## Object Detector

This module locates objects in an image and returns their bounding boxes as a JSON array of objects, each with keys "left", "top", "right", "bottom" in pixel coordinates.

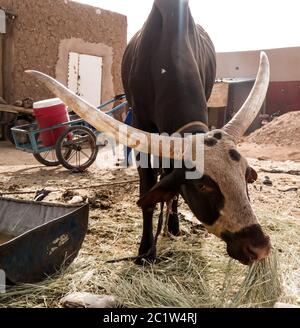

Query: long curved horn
[
  {"left": 26, "top": 70, "right": 186, "bottom": 160},
  {"left": 223, "top": 52, "right": 270, "bottom": 142}
]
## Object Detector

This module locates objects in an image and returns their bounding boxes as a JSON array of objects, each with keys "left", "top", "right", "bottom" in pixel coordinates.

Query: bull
[{"left": 27, "top": 0, "right": 271, "bottom": 265}]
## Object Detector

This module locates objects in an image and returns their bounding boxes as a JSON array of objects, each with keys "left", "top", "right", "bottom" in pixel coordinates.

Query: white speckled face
[
  {"left": 190, "top": 130, "right": 258, "bottom": 236},
  {"left": 184, "top": 130, "right": 271, "bottom": 264}
]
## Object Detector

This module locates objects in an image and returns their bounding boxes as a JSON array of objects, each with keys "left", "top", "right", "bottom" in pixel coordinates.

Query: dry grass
[{"left": 0, "top": 215, "right": 284, "bottom": 308}]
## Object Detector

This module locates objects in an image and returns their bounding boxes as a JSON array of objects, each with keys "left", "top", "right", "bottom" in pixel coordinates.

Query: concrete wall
[
  {"left": 216, "top": 47, "right": 300, "bottom": 115},
  {"left": 216, "top": 47, "right": 300, "bottom": 82},
  {"left": 0, "top": 0, "right": 127, "bottom": 103}
]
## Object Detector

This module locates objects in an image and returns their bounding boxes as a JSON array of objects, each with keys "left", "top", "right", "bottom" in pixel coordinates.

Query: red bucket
[{"left": 33, "top": 98, "right": 70, "bottom": 147}]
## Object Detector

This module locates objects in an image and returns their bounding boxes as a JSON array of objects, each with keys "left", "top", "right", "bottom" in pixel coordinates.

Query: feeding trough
[{"left": 0, "top": 197, "right": 89, "bottom": 284}]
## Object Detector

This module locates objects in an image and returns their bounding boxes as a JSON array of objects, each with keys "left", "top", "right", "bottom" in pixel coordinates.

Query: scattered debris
[
  {"left": 34, "top": 188, "right": 52, "bottom": 202},
  {"left": 68, "top": 195, "right": 84, "bottom": 204},
  {"left": 88, "top": 191, "right": 112, "bottom": 210},
  {"left": 7, "top": 184, "right": 19, "bottom": 191},
  {"left": 262, "top": 176, "right": 273, "bottom": 186},
  {"left": 13, "top": 97, "right": 34, "bottom": 109},
  {"left": 60, "top": 293, "right": 119, "bottom": 308},
  {"left": 62, "top": 190, "right": 77, "bottom": 201},
  {"left": 22, "top": 97, "right": 34, "bottom": 109},
  {"left": 278, "top": 187, "right": 298, "bottom": 193},
  {"left": 261, "top": 169, "right": 300, "bottom": 176},
  {"left": 13, "top": 100, "right": 23, "bottom": 107}
]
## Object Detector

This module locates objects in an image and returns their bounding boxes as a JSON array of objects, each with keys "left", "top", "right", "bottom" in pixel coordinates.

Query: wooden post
[{"left": 207, "top": 82, "right": 229, "bottom": 108}]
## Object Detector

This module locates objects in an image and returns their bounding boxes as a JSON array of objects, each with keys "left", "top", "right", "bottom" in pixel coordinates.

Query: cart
[
  {"left": 11, "top": 95, "right": 128, "bottom": 172},
  {"left": 0, "top": 197, "right": 89, "bottom": 284}
]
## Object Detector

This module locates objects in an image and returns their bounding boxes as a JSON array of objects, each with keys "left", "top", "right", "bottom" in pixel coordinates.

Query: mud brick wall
[{"left": 1, "top": 0, "right": 127, "bottom": 103}]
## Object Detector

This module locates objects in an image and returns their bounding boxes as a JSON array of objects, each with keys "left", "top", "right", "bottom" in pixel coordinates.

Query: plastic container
[{"left": 33, "top": 98, "right": 69, "bottom": 147}]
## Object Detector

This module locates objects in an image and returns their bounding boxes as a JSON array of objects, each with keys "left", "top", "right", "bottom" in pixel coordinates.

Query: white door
[
  {"left": 68, "top": 52, "right": 80, "bottom": 94},
  {"left": 68, "top": 53, "right": 103, "bottom": 106}
]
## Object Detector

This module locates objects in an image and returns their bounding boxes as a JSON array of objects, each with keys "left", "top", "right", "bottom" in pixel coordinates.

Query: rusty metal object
[{"left": 0, "top": 197, "right": 89, "bottom": 284}]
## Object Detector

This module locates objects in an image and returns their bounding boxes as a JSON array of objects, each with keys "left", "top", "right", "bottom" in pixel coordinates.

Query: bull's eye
[
  {"left": 197, "top": 184, "right": 213, "bottom": 193},
  {"left": 198, "top": 184, "right": 206, "bottom": 191}
]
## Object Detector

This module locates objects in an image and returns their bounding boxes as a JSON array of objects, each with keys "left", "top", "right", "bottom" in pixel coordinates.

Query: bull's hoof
[
  {"left": 168, "top": 214, "right": 181, "bottom": 236},
  {"left": 135, "top": 246, "right": 157, "bottom": 265},
  {"left": 163, "top": 229, "right": 185, "bottom": 238}
]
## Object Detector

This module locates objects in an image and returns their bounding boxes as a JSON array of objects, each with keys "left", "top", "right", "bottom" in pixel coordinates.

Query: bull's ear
[
  {"left": 246, "top": 166, "right": 258, "bottom": 184},
  {"left": 137, "top": 169, "right": 185, "bottom": 208}
]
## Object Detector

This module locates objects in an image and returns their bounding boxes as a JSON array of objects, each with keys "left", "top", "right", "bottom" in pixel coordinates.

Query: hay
[
  {"left": 229, "top": 255, "right": 281, "bottom": 307},
  {"left": 0, "top": 231, "right": 281, "bottom": 308},
  {"left": 101, "top": 246, "right": 280, "bottom": 308}
]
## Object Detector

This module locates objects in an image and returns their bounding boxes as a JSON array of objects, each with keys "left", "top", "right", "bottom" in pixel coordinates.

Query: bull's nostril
[
  {"left": 245, "top": 245, "right": 258, "bottom": 260},
  {"left": 245, "top": 243, "right": 270, "bottom": 261}
]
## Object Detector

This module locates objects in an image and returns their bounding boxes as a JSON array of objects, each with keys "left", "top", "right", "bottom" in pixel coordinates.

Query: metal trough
[{"left": 0, "top": 197, "right": 89, "bottom": 284}]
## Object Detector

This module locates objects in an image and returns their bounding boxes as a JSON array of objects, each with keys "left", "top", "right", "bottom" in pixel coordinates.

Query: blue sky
[{"left": 73, "top": 0, "right": 300, "bottom": 52}]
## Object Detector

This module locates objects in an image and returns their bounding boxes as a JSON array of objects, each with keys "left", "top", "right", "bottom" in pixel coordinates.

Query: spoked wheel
[
  {"left": 55, "top": 126, "right": 98, "bottom": 172},
  {"left": 33, "top": 150, "right": 60, "bottom": 166},
  {"left": 33, "top": 137, "right": 72, "bottom": 167}
]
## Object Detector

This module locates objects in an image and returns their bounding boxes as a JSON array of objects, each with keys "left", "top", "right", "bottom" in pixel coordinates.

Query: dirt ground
[
  {"left": 239, "top": 111, "right": 300, "bottom": 162},
  {"left": 238, "top": 143, "right": 300, "bottom": 162},
  {"left": 0, "top": 140, "right": 299, "bottom": 307}
]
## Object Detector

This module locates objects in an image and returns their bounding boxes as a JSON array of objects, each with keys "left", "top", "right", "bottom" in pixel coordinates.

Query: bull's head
[{"left": 26, "top": 52, "right": 271, "bottom": 265}]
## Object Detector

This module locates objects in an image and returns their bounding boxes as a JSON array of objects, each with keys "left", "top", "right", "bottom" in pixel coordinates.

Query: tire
[
  {"left": 33, "top": 151, "right": 60, "bottom": 166},
  {"left": 55, "top": 126, "right": 98, "bottom": 172}
]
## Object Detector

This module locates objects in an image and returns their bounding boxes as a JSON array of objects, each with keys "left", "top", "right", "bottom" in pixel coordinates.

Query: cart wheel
[
  {"left": 55, "top": 126, "right": 98, "bottom": 172},
  {"left": 33, "top": 150, "right": 60, "bottom": 166}
]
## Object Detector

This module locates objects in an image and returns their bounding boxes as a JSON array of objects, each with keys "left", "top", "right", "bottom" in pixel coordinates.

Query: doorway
[{"left": 68, "top": 52, "right": 103, "bottom": 106}]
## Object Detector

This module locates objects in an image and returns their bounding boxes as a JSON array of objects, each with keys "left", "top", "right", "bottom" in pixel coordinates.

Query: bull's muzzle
[{"left": 221, "top": 224, "right": 271, "bottom": 265}]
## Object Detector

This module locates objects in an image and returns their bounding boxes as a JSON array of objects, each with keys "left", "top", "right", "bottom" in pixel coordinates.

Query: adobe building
[{"left": 0, "top": 0, "right": 127, "bottom": 105}]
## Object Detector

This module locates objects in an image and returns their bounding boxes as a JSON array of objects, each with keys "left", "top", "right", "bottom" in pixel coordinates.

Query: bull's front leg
[
  {"left": 135, "top": 159, "right": 157, "bottom": 265},
  {"left": 136, "top": 207, "right": 156, "bottom": 264}
]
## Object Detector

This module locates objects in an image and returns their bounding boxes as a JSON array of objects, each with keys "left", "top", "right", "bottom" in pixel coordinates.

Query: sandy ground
[
  {"left": 238, "top": 142, "right": 300, "bottom": 162},
  {"left": 0, "top": 140, "right": 299, "bottom": 306},
  {"left": 0, "top": 139, "right": 299, "bottom": 226},
  {"left": 0, "top": 141, "right": 38, "bottom": 166},
  {"left": 1, "top": 140, "right": 299, "bottom": 167}
]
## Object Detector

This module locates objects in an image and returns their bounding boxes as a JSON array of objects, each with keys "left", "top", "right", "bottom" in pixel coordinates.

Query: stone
[
  {"left": 60, "top": 292, "right": 119, "bottom": 308},
  {"left": 262, "top": 176, "right": 273, "bottom": 186},
  {"left": 68, "top": 195, "right": 84, "bottom": 204}
]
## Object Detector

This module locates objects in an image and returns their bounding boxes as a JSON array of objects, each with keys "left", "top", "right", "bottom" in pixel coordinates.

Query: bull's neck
[
  {"left": 155, "top": 0, "right": 191, "bottom": 35},
  {"left": 151, "top": 2, "right": 208, "bottom": 133},
  {"left": 133, "top": 1, "right": 212, "bottom": 134}
]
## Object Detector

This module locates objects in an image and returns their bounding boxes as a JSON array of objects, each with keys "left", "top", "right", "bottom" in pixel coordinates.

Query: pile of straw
[{"left": 0, "top": 222, "right": 282, "bottom": 308}]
